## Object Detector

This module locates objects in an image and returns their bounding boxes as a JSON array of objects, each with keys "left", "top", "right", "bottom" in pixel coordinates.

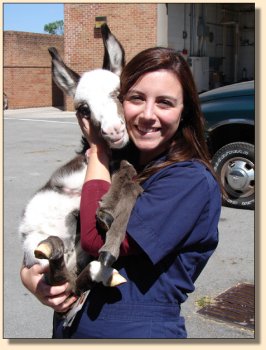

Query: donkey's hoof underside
[
  {"left": 34, "top": 243, "right": 52, "bottom": 260},
  {"left": 34, "top": 236, "right": 64, "bottom": 260},
  {"left": 107, "top": 269, "right": 127, "bottom": 287}
]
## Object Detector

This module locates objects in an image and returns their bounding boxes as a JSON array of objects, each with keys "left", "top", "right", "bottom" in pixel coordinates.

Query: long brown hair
[{"left": 119, "top": 47, "right": 219, "bottom": 184}]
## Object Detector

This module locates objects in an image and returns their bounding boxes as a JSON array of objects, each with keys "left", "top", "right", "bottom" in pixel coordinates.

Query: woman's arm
[
  {"left": 80, "top": 179, "right": 140, "bottom": 256},
  {"left": 77, "top": 113, "right": 111, "bottom": 183},
  {"left": 77, "top": 115, "right": 140, "bottom": 257},
  {"left": 20, "top": 264, "right": 77, "bottom": 312}
]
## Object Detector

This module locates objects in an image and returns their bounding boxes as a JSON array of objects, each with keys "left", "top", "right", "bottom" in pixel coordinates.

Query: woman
[{"left": 21, "top": 47, "right": 222, "bottom": 338}]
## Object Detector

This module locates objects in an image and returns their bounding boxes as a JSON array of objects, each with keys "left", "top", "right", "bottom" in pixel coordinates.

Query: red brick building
[
  {"left": 63, "top": 3, "right": 159, "bottom": 110},
  {"left": 3, "top": 31, "right": 64, "bottom": 109},
  {"left": 4, "top": 3, "right": 161, "bottom": 110},
  {"left": 3, "top": 4, "right": 254, "bottom": 110}
]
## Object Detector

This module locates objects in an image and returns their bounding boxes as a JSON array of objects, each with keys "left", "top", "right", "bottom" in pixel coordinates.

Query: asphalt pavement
[{"left": 3, "top": 107, "right": 255, "bottom": 340}]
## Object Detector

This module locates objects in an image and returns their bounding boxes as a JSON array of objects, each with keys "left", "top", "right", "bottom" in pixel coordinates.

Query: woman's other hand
[{"left": 20, "top": 264, "right": 78, "bottom": 313}]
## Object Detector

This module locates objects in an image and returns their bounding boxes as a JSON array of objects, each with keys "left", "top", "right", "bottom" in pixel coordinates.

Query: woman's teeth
[{"left": 137, "top": 125, "right": 160, "bottom": 133}]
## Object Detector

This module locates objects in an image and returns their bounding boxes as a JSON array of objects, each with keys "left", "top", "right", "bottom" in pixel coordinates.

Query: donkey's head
[{"left": 48, "top": 24, "right": 128, "bottom": 149}]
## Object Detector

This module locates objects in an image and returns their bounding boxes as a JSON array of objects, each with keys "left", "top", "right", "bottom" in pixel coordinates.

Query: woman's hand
[
  {"left": 20, "top": 264, "right": 78, "bottom": 313},
  {"left": 76, "top": 113, "right": 107, "bottom": 151},
  {"left": 76, "top": 113, "right": 111, "bottom": 183}
]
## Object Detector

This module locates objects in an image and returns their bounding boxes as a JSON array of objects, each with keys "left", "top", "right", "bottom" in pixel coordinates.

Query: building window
[{"left": 94, "top": 16, "right": 107, "bottom": 38}]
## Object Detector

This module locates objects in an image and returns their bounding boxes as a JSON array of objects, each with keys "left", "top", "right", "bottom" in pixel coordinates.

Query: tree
[{"left": 44, "top": 20, "right": 64, "bottom": 35}]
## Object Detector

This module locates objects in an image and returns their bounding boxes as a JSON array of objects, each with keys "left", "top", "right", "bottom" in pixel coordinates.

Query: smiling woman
[
  {"left": 50, "top": 47, "right": 222, "bottom": 338},
  {"left": 19, "top": 44, "right": 222, "bottom": 339},
  {"left": 123, "top": 69, "right": 184, "bottom": 165}
]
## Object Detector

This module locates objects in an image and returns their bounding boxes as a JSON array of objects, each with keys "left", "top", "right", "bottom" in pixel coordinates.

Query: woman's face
[{"left": 123, "top": 69, "right": 184, "bottom": 164}]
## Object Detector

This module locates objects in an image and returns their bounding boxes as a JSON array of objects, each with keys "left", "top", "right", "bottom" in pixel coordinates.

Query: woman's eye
[
  {"left": 128, "top": 95, "right": 144, "bottom": 103},
  {"left": 157, "top": 99, "right": 174, "bottom": 107}
]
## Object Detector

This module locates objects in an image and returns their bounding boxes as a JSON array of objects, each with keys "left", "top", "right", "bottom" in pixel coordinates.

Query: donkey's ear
[
  {"left": 48, "top": 47, "right": 80, "bottom": 98},
  {"left": 101, "top": 24, "right": 125, "bottom": 76}
]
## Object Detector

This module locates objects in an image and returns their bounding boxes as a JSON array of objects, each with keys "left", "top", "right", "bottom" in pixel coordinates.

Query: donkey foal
[{"left": 19, "top": 24, "right": 142, "bottom": 296}]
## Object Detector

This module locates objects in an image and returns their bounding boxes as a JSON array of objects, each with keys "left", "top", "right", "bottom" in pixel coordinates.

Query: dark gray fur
[{"left": 97, "top": 160, "right": 143, "bottom": 263}]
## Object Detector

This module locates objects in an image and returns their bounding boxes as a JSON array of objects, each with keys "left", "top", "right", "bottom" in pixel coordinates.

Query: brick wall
[
  {"left": 4, "top": 31, "right": 64, "bottom": 109},
  {"left": 3, "top": 5, "right": 158, "bottom": 111},
  {"left": 64, "top": 3, "right": 157, "bottom": 110}
]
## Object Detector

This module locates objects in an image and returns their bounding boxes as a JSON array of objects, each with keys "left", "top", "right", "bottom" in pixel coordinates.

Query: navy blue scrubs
[{"left": 53, "top": 159, "right": 221, "bottom": 339}]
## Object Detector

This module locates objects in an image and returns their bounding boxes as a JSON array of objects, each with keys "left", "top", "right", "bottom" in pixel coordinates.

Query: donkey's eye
[{"left": 78, "top": 106, "right": 91, "bottom": 118}]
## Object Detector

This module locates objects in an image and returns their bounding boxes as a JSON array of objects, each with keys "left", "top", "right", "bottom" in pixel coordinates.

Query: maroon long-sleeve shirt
[{"left": 80, "top": 179, "right": 139, "bottom": 257}]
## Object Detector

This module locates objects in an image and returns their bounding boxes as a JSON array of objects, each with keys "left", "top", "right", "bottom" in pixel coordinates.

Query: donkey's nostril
[
  {"left": 102, "top": 121, "right": 125, "bottom": 137},
  {"left": 115, "top": 126, "right": 125, "bottom": 134}
]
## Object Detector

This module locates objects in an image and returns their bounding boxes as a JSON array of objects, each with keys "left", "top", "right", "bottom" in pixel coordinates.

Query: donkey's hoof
[
  {"left": 34, "top": 243, "right": 52, "bottom": 260},
  {"left": 107, "top": 270, "right": 127, "bottom": 287},
  {"left": 98, "top": 251, "right": 116, "bottom": 267},
  {"left": 34, "top": 236, "right": 64, "bottom": 260},
  {"left": 88, "top": 261, "right": 127, "bottom": 287},
  {"left": 96, "top": 210, "right": 114, "bottom": 232}
]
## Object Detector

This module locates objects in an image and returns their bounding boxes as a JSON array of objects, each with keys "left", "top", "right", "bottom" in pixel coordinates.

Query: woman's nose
[{"left": 142, "top": 100, "right": 155, "bottom": 120}]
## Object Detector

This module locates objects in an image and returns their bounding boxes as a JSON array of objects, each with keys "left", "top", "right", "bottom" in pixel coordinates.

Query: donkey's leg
[
  {"left": 96, "top": 180, "right": 123, "bottom": 232},
  {"left": 98, "top": 171, "right": 143, "bottom": 268},
  {"left": 34, "top": 236, "right": 72, "bottom": 287},
  {"left": 75, "top": 260, "right": 127, "bottom": 292},
  {"left": 96, "top": 202, "right": 115, "bottom": 232},
  {"left": 98, "top": 184, "right": 142, "bottom": 267},
  {"left": 98, "top": 209, "right": 132, "bottom": 268},
  {"left": 96, "top": 162, "right": 134, "bottom": 232}
]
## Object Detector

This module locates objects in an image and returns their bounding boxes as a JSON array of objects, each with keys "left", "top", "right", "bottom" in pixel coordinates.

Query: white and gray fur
[{"left": 19, "top": 24, "right": 139, "bottom": 293}]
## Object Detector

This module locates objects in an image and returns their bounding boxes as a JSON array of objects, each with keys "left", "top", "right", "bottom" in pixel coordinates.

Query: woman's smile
[{"left": 134, "top": 124, "right": 161, "bottom": 135}]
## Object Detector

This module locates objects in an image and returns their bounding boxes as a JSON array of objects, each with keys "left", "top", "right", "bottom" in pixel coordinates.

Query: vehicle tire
[{"left": 211, "top": 142, "right": 255, "bottom": 210}]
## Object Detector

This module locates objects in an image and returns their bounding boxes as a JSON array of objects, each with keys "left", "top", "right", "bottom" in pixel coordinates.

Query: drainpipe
[
  {"left": 234, "top": 23, "right": 239, "bottom": 82},
  {"left": 190, "top": 4, "right": 195, "bottom": 56}
]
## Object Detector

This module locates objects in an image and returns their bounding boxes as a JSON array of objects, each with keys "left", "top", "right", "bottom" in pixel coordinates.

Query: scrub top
[{"left": 53, "top": 159, "right": 221, "bottom": 339}]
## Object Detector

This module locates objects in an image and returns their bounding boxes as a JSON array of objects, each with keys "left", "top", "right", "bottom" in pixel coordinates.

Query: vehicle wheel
[{"left": 212, "top": 142, "right": 255, "bottom": 210}]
